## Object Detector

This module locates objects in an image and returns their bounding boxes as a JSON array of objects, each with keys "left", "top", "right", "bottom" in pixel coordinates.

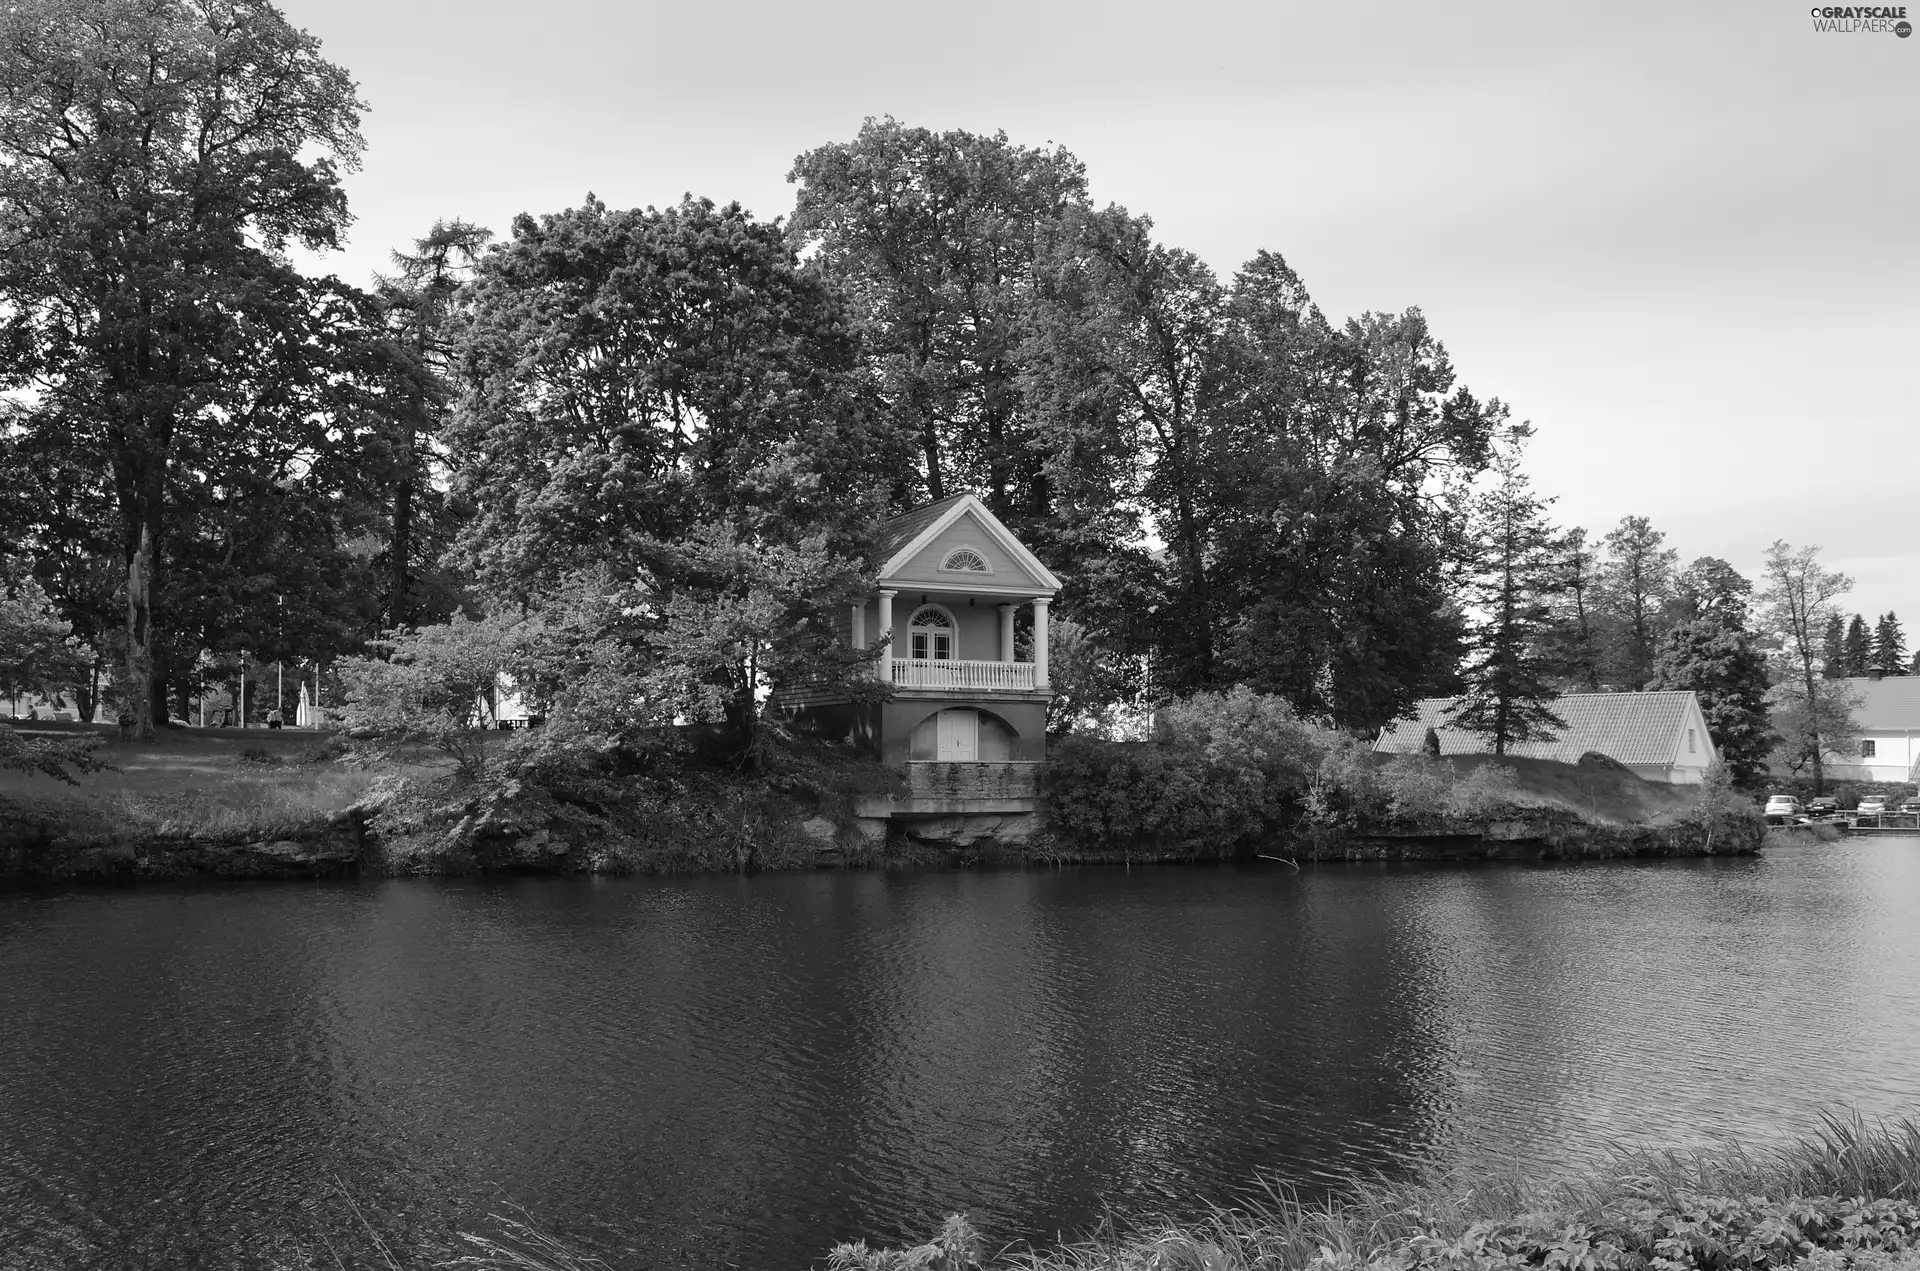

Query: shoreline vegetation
[
  {"left": 2, "top": 690, "right": 1770, "bottom": 886},
  {"left": 819, "top": 1111, "right": 1920, "bottom": 1271}
]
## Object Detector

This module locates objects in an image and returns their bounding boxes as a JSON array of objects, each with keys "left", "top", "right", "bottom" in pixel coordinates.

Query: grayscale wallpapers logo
[{"left": 1810, "top": 5, "right": 1912, "bottom": 33}]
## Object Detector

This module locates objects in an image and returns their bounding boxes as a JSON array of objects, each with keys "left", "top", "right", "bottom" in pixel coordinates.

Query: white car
[
  {"left": 1857, "top": 796, "right": 1889, "bottom": 816},
  {"left": 1764, "top": 795, "right": 1802, "bottom": 817}
]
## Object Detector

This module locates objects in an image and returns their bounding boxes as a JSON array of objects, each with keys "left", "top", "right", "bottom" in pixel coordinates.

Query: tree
[
  {"left": 376, "top": 220, "right": 492, "bottom": 629},
  {"left": 1596, "top": 515, "right": 1677, "bottom": 688},
  {"left": 1768, "top": 678, "right": 1860, "bottom": 780},
  {"left": 1025, "top": 205, "right": 1229, "bottom": 690},
  {"left": 1202, "top": 260, "right": 1493, "bottom": 729},
  {"left": 1647, "top": 622, "right": 1774, "bottom": 787},
  {"left": 1757, "top": 541, "right": 1853, "bottom": 793},
  {"left": 1822, "top": 613, "right": 1847, "bottom": 679},
  {"left": 0, "top": 0, "right": 364, "bottom": 737},
  {"left": 1872, "top": 612, "right": 1908, "bottom": 675},
  {"left": 1445, "top": 434, "right": 1564, "bottom": 755},
  {"left": 1543, "top": 527, "right": 1606, "bottom": 690},
  {"left": 443, "top": 195, "right": 899, "bottom": 760},
  {"left": 1671, "top": 556, "right": 1753, "bottom": 629},
  {"left": 0, "top": 577, "right": 91, "bottom": 708},
  {"left": 1843, "top": 614, "right": 1872, "bottom": 677},
  {"left": 788, "top": 118, "right": 1089, "bottom": 515}
]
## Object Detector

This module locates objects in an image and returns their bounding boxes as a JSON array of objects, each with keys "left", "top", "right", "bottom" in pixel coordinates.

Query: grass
[
  {"left": 1436, "top": 754, "right": 1706, "bottom": 827},
  {"left": 827, "top": 1110, "right": 1920, "bottom": 1271},
  {"left": 1, "top": 720, "right": 386, "bottom": 845}
]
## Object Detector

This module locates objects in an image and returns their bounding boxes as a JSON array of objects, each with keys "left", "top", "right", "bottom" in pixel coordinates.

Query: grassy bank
[
  {"left": 2, "top": 722, "right": 1765, "bottom": 885},
  {"left": 827, "top": 1112, "right": 1920, "bottom": 1271}
]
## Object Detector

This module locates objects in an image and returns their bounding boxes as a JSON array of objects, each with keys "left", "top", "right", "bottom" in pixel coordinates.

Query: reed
[{"left": 827, "top": 1110, "right": 1920, "bottom": 1271}]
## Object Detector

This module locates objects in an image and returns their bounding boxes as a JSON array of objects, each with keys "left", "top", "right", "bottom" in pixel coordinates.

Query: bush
[{"left": 1042, "top": 687, "right": 1328, "bottom": 856}]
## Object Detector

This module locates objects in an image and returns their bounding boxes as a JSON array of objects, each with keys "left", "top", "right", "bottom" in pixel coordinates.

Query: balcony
[{"left": 892, "top": 658, "right": 1038, "bottom": 691}]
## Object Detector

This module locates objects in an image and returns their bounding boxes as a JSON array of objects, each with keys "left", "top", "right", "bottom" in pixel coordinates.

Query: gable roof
[
  {"left": 1374, "top": 691, "right": 1711, "bottom": 767},
  {"left": 876, "top": 493, "right": 1062, "bottom": 592},
  {"left": 875, "top": 494, "right": 970, "bottom": 564},
  {"left": 1842, "top": 676, "right": 1920, "bottom": 730}
]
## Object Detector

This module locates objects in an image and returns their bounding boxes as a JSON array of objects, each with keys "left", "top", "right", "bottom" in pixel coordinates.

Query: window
[
  {"left": 1861, "top": 739, "right": 1877, "bottom": 758},
  {"left": 908, "top": 605, "right": 954, "bottom": 661},
  {"left": 939, "top": 546, "right": 991, "bottom": 573},
  {"left": 1687, "top": 729, "right": 1696, "bottom": 754}
]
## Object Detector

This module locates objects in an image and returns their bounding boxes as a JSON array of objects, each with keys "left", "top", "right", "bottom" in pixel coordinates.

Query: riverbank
[
  {"left": 830, "top": 1111, "right": 1920, "bottom": 1271},
  {"left": 1, "top": 724, "right": 1764, "bottom": 885}
]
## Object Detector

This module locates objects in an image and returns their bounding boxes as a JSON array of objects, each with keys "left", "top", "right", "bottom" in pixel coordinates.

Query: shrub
[{"left": 1043, "top": 688, "right": 1328, "bottom": 855}]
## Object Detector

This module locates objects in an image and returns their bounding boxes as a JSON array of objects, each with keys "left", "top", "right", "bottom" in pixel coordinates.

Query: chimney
[{"left": 1869, "top": 667, "right": 1885, "bottom": 681}]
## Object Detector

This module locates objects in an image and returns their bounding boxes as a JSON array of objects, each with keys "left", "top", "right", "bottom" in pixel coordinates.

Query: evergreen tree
[
  {"left": 1822, "top": 612, "right": 1847, "bottom": 679},
  {"left": 1843, "top": 614, "right": 1872, "bottom": 677},
  {"left": 1873, "top": 612, "right": 1908, "bottom": 674},
  {"left": 1543, "top": 527, "right": 1606, "bottom": 690},
  {"left": 1445, "top": 435, "right": 1564, "bottom": 755},
  {"left": 1596, "top": 515, "right": 1677, "bottom": 688}
]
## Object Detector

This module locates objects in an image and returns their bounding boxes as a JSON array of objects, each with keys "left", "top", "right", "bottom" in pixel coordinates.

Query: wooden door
[{"left": 935, "top": 709, "right": 978, "bottom": 762}]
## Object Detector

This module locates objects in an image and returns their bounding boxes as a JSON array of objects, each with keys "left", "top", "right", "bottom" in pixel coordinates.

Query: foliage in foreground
[{"left": 826, "top": 1112, "right": 1920, "bottom": 1271}]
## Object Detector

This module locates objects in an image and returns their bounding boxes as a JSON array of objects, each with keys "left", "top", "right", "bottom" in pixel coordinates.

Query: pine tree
[
  {"left": 1844, "top": 614, "right": 1872, "bottom": 677},
  {"left": 1446, "top": 436, "right": 1564, "bottom": 755},
  {"left": 1873, "top": 612, "right": 1909, "bottom": 674},
  {"left": 1822, "top": 613, "right": 1847, "bottom": 679}
]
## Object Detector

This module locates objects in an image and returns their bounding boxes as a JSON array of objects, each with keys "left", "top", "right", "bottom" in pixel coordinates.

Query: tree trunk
[
  {"left": 125, "top": 521, "right": 156, "bottom": 740},
  {"left": 391, "top": 463, "right": 413, "bottom": 629}
]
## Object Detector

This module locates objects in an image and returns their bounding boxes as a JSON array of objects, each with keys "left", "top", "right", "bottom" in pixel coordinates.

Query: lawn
[{"left": 2, "top": 720, "right": 381, "bottom": 840}]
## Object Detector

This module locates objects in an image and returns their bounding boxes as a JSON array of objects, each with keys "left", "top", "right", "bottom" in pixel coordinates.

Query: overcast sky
[{"left": 282, "top": 0, "right": 1917, "bottom": 623}]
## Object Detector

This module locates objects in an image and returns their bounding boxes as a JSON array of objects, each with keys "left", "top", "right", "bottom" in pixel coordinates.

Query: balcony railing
[{"left": 892, "top": 658, "right": 1037, "bottom": 691}]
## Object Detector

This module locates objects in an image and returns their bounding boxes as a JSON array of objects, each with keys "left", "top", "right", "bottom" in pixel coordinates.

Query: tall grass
[{"left": 828, "top": 1111, "right": 1920, "bottom": 1271}]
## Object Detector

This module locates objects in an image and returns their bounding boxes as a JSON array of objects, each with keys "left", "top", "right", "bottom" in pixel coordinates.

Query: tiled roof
[
  {"left": 1843, "top": 676, "right": 1920, "bottom": 730},
  {"left": 875, "top": 494, "right": 970, "bottom": 562},
  {"left": 1374, "top": 691, "right": 1705, "bottom": 766}
]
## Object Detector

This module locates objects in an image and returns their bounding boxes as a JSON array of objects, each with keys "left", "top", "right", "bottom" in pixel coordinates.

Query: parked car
[
  {"left": 1857, "top": 796, "right": 1890, "bottom": 816},
  {"left": 1806, "top": 797, "right": 1840, "bottom": 816},
  {"left": 1764, "top": 794, "right": 1802, "bottom": 818},
  {"left": 1901, "top": 799, "right": 1920, "bottom": 814}
]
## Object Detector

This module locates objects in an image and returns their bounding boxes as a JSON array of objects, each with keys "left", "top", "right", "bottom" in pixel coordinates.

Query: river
[{"left": 3, "top": 839, "right": 1919, "bottom": 1269}]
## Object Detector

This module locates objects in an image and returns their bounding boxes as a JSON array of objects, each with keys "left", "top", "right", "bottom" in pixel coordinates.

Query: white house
[
  {"left": 1373, "top": 690, "right": 1719, "bottom": 784},
  {"left": 1824, "top": 673, "right": 1920, "bottom": 782}
]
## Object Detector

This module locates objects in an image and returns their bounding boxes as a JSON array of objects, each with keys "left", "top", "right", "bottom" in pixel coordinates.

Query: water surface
[{"left": 3, "top": 839, "right": 1919, "bottom": 1269}]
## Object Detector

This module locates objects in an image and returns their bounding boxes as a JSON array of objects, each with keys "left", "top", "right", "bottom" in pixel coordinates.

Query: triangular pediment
[{"left": 877, "top": 495, "right": 1061, "bottom": 593}]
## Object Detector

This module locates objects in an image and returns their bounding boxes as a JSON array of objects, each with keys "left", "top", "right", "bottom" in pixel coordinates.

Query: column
[
  {"left": 1032, "top": 596, "right": 1050, "bottom": 690},
  {"left": 850, "top": 602, "right": 865, "bottom": 650},
  {"left": 876, "top": 589, "right": 895, "bottom": 682},
  {"left": 998, "top": 604, "right": 1016, "bottom": 663}
]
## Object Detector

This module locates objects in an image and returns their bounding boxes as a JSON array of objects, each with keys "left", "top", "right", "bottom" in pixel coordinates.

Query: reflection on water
[{"left": 3, "top": 840, "right": 1920, "bottom": 1269}]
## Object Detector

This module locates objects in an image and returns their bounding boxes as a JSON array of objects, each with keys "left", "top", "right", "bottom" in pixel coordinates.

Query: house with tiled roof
[
  {"left": 1823, "top": 673, "right": 1920, "bottom": 782},
  {"left": 777, "top": 492, "right": 1060, "bottom": 773},
  {"left": 1373, "top": 690, "right": 1717, "bottom": 784}
]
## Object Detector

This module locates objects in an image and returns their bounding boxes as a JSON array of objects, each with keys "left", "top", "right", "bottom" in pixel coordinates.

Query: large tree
[
  {"left": 1821, "top": 612, "right": 1847, "bottom": 679},
  {"left": 443, "top": 195, "right": 901, "bottom": 758},
  {"left": 1646, "top": 557, "right": 1772, "bottom": 786},
  {"left": 375, "top": 219, "right": 491, "bottom": 629},
  {"left": 1757, "top": 541, "right": 1853, "bottom": 793},
  {"left": 1842, "top": 614, "right": 1872, "bottom": 678},
  {"left": 1872, "top": 612, "right": 1907, "bottom": 676},
  {"left": 1596, "top": 514, "right": 1677, "bottom": 688},
  {"left": 1446, "top": 434, "right": 1564, "bottom": 754},
  {"left": 787, "top": 118, "right": 1090, "bottom": 516},
  {"left": 0, "top": 0, "right": 364, "bottom": 736}
]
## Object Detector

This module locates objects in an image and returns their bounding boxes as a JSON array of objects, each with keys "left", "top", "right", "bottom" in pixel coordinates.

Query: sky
[{"left": 281, "top": 0, "right": 1918, "bottom": 623}]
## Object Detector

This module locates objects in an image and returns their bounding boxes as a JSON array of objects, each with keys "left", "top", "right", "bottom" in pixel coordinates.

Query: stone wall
[{"left": 904, "top": 761, "right": 1040, "bottom": 801}]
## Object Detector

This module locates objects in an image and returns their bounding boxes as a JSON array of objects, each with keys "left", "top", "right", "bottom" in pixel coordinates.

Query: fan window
[
  {"left": 940, "top": 547, "right": 990, "bottom": 573},
  {"left": 909, "top": 606, "right": 954, "bottom": 660}
]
